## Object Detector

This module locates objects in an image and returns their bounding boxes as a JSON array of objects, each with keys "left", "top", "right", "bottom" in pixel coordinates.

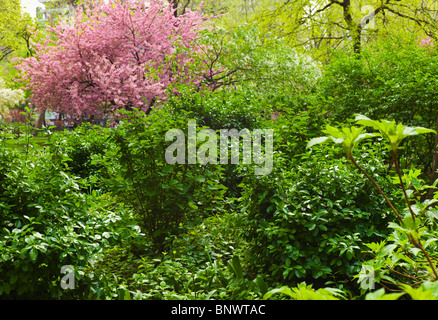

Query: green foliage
[
  {"left": 167, "top": 84, "right": 264, "bottom": 132},
  {"left": 95, "top": 212, "right": 266, "bottom": 300},
  {"left": 130, "top": 253, "right": 263, "bottom": 300},
  {"left": 166, "top": 84, "right": 268, "bottom": 198},
  {"left": 99, "top": 108, "right": 227, "bottom": 248},
  {"left": 316, "top": 36, "right": 438, "bottom": 179},
  {"left": 355, "top": 114, "right": 436, "bottom": 151},
  {"left": 263, "top": 282, "right": 345, "bottom": 300},
  {"left": 0, "top": 127, "right": 141, "bottom": 299},
  {"left": 50, "top": 124, "right": 114, "bottom": 191},
  {"left": 239, "top": 141, "right": 395, "bottom": 286},
  {"left": 309, "top": 115, "right": 438, "bottom": 296},
  {"left": 364, "top": 281, "right": 438, "bottom": 300},
  {"left": 6, "top": 13, "right": 438, "bottom": 301},
  {"left": 196, "top": 24, "right": 321, "bottom": 97}
]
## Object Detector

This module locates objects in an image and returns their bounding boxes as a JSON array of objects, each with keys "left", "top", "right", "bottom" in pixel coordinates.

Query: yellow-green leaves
[
  {"left": 308, "top": 114, "right": 436, "bottom": 158},
  {"left": 307, "top": 124, "right": 378, "bottom": 158},
  {"left": 263, "top": 282, "right": 344, "bottom": 300},
  {"left": 365, "top": 288, "right": 405, "bottom": 300},
  {"left": 355, "top": 114, "right": 436, "bottom": 151}
]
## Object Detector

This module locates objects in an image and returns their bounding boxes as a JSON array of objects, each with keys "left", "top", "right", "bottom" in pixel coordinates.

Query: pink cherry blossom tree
[{"left": 16, "top": 0, "right": 210, "bottom": 119}]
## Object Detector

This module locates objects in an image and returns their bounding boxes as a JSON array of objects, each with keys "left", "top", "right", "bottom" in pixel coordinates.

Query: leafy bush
[
  {"left": 98, "top": 108, "right": 227, "bottom": 248},
  {"left": 166, "top": 84, "right": 269, "bottom": 199},
  {"left": 50, "top": 124, "right": 114, "bottom": 191},
  {"left": 316, "top": 36, "right": 438, "bottom": 181},
  {"left": 239, "top": 141, "right": 397, "bottom": 288},
  {"left": 309, "top": 115, "right": 438, "bottom": 298},
  {"left": 167, "top": 85, "right": 265, "bottom": 132},
  {"left": 263, "top": 282, "right": 345, "bottom": 300},
  {"left": 0, "top": 132, "right": 141, "bottom": 298},
  {"left": 94, "top": 211, "right": 267, "bottom": 300}
]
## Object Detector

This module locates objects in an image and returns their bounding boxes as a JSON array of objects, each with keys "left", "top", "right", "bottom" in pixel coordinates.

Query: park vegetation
[{"left": 2, "top": 0, "right": 438, "bottom": 300}]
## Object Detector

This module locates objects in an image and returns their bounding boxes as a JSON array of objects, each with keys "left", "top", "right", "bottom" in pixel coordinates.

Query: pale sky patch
[{"left": 20, "top": 0, "right": 45, "bottom": 17}]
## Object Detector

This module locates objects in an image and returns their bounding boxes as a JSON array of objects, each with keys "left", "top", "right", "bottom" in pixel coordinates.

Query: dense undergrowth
[{"left": 2, "top": 35, "right": 438, "bottom": 300}]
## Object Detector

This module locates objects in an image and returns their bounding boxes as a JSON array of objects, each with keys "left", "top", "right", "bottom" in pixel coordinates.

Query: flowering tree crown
[{"left": 16, "top": 0, "right": 210, "bottom": 117}]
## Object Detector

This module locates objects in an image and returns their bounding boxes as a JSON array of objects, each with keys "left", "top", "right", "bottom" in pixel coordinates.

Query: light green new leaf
[
  {"left": 263, "top": 286, "right": 295, "bottom": 299},
  {"left": 400, "top": 284, "right": 437, "bottom": 300},
  {"left": 365, "top": 288, "right": 404, "bottom": 300},
  {"left": 307, "top": 136, "right": 329, "bottom": 149},
  {"left": 355, "top": 114, "right": 436, "bottom": 150},
  {"left": 307, "top": 124, "right": 379, "bottom": 157}
]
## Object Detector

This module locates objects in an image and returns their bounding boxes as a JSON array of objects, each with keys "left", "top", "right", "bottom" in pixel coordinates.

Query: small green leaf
[
  {"left": 29, "top": 248, "right": 38, "bottom": 262},
  {"left": 255, "top": 275, "right": 268, "bottom": 295},
  {"left": 188, "top": 201, "right": 198, "bottom": 210}
]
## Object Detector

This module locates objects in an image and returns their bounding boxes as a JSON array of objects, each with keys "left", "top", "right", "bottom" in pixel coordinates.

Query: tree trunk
[
  {"left": 353, "top": 26, "right": 362, "bottom": 56},
  {"left": 33, "top": 108, "right": 46, "bottom": 136},
  {"left": 431, "top": 115, "right": 438, "bottom": 182},
  {"left": 341, "top": 0, "right": 362, "bottom": 56}
]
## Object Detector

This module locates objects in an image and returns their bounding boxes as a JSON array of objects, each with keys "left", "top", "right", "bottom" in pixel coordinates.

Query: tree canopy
[
  {"left": 205, "top": 0, "right": 438, "bottom": 60},
  {"left": 16, "top": 0, "right": 211, "bottom": 117},
  {"left": 0, "top": 0, "right": 34, "bottom": 61}
]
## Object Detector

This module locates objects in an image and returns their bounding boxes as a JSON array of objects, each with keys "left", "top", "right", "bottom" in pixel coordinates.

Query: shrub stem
[
  {"left": 348, "top": 154, "right": 403, "bottom": 222},
  {"left": 391, "top": 150, "right": 416, "bottom": 222},
  {"left": 348, "top": 154, "right": 438, "bottom": 280}
]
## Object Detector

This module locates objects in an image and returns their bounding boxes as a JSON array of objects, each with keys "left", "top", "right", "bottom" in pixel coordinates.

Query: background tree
[
  {"left": 37, "top": 0, "right": 80, "bottom": 24},
  {"left": 231, "top": 0, "right": 438, "bottom": 60},
  {"left": 0, "top": 0, "right": 35, "bottom": 61},
  {"left": 195, "top": 24, "right": 321, "bottom": 96},
  {"left": 16, "top": 0, "right": 211, "bottom": 121}
]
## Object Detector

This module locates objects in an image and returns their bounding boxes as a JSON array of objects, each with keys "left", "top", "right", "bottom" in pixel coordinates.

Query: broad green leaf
[
  {"left": 380, "top": 244, "right": 397, "bottom": 257},
  {"left": 263, "top": 286, "right": 294, "bottom": 300},
  {"left": 308, "top": 124, "right": 379, "bottom": 156},
  {"left": 402, "top": 216, "right": 421, "bottom": 232},
  {"left": 255, "top": 275, "right": 268, "bottom": 295},
  {"left": 29, "top": 248, "right": 38, "bottom": 262},
  {"left": 422, "top": 281, "right": 438, "bottom": 299},
  {"left": 307, "top": 136, "right": 329, "bottom": 148},
  {"left": 229, "top": 255, "right": 244, "bottom": 279},
  {"left": 365, "top": 288, "right": 404, "bottom": 300},
  {"left": 400, "top": 284, "right": 436, "bottom": 300},
  {"left": 323, "top": 125, "right": 344, "bottom": 138},
  {"left": 118, "top": 288, "right": 131, "bottom": 300}
]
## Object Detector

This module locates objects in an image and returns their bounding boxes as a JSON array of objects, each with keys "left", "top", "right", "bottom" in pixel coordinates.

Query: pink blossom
[
  {"left": 420, "top": 37, "right": 435, "bottom": 50},
  {"left": 16, "top": 0, "right": 211, "bottom": 117}
]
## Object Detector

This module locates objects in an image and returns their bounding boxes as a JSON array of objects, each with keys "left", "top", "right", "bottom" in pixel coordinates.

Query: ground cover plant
[{"left": 2, "top": 0, "right": 438, "bottom": 302}]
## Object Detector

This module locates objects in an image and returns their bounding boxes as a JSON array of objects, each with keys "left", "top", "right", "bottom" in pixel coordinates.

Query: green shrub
[
  {"left": 0, "top": 137, "right": 141, "bottom": 299},
  {"left": 308, "top": 116, "right": 438, "bottom": 297},
  {"left": 239, "top": 142, "right": 397, "bottom": 288},
  {"left": 50, "top": 124, "right": 114, "bottom": 191},
  {"left": 99, "top": 108, "right": 227, "bottom": 249},
  {"left": 94, "top": 211, "right": 266, "bottom": 300},
  {"left": 165, "top": 85, "right": 270, "bottom": 199},
  {"left": 316, "top": 36, "right": 438, "bottom": 180},
  {"left": 167, "top": 85, "right": 265, "bottom": 132}
]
